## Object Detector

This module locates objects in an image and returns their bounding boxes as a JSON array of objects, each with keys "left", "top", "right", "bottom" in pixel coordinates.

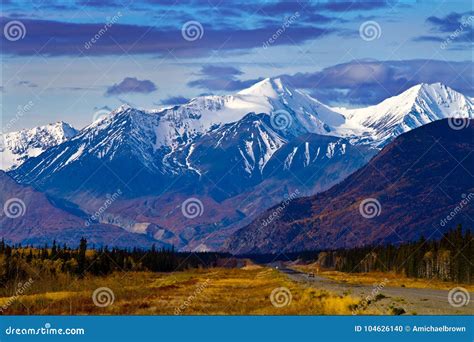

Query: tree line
[
  {"left": 246, "top": 226, "right": 473, "bottom": 283},
  {"left": 0, "top": 238, "right": 228, "bottom": 287},
  {"left": 314, "top": 225, "right": 473, "bottom": 283}
]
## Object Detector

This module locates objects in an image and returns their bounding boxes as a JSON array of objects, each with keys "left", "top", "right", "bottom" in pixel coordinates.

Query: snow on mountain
[
  {"left": 148, "top": 77, "right": 346, "bottom": 147},
  {"left": 11, "top": 78, "right": 347, "bottom": 181},
  {"left": 179, "top": 113, "right": 288, "bottom": 197},
  {"left": 8, "top": 80, "right": 472, "bottom": 181},
  {"left": 8, "top": 78, "right": 472, "bottom": 250},
  {"left": 0, "top": 122, "right": 78, "bottom": 170},
  {"left": 336, "top": 83, "right": 474, "bottom": 147}
]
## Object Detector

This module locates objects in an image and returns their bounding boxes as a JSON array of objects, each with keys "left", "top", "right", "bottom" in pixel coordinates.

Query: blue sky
[{"left": 1, "top": 0, "right": 473, "bottom": 131}]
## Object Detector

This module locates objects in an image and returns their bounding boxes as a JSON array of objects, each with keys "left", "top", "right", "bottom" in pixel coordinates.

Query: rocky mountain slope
[
  {"left": 0, "top": 171, "right": 164, "bottom": 248},
  {"left": 226, "top": 119, "right": 474, "bottom": 254},
  {"left": 0, "top": 122, "right": 77, "bottom": 170}
]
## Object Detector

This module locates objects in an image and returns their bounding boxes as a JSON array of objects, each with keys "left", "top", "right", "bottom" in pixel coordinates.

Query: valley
[{"left": 1, "top": 264, "right": 471, "bottom": 315}]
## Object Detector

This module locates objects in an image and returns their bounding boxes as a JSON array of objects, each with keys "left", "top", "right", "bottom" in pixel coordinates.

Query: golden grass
[
  {"left": 0, "top": 266, "right": 377, "bottom": 315},
  {"left": 293, "top": 265, "right": 474, "bottom": 291}
]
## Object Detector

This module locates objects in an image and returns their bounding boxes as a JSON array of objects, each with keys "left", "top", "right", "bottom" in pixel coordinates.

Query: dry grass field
[{"left": 0, "top": 265, "right": 383, "bottom": 315}]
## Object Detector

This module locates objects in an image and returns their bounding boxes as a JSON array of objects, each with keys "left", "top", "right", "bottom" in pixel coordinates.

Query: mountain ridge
[
  {"left": 3, "top": 78, "right": 473, "bottom": 250},
  {"left": 1, "top": 121, "right": 78, "bottom": 171},
  {"left": 225, "top": 119, "right": 474, "bottom": 254}
]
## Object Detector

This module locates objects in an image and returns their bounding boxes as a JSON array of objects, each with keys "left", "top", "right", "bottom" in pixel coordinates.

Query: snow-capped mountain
[
  {"left": 336, "top": 83, "right": 473, "bottom": 147},
  {"left": 177, "top": 112, "right": 371, "bottom": 201},
  {"left": 0, "top": 122, "right": 78, "bottom": 171},
  {"left": 7, "top": 80, "right": 471, "bottom": 176},
  {"left": 6, "top": 78, "right": 473, "bottom": 250},
  {"left": 10, "top": 78, "right": 350, "bottom": 193},
  {"left": 158, "top": 77, "right": 345, "bottom": 141}
]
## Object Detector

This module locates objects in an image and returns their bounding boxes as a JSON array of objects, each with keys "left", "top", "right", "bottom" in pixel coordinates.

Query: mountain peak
[
  {"left": 339, "top": 81, "right": 473, "bottom": 147},
  {"left": 406, "top": 82, "right": 456, "bottom": 99},
  {"left": 237, "top": 77, "right": 294, "bottom": 98},
  {"left": 1, "top": 121, "right": 79, "bottom": 171}
]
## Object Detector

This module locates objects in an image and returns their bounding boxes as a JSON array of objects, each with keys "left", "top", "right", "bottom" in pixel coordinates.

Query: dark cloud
[
  {"left": 414, "top": 12, "right": 473, "bottom": 48},
  {"left": 314, "top": 0, "right": 392, "bottom": 12},
  {"left": 101, "top": 59, "right": 473, "bottom": 104},
  {"left": 76, "top": 0, "right": 123, "bottom": 8},
  {"left": 200, "top": 65, "right": 243, "bottom": 77},
  {"left": 285, "top": 59, "right": 473, "bottom": 105},
  {"left": 17, "top": 80, "right": 38, "bottom": 88},
  {"left": 187, "top": 59, "right": 473, "bottom": 102},
  {"left": 188, "top": 65, "right": 262, "bottom": 91},
  {"left": 160, "top": 96, "right": 190, "bottom": 106},
  {"left": 255, "top": 2, "right": 338, "bottom": 22},
  {"left": 93, "top": 105, "right": 113, "bottom": 111},
  {"left": 426, "top": 11, "right": 474, "bottom": 32},
  {"left": 188, "top": 78, "right": 263, "bottom": 91},
  {"left": 0, "top": 17, "right": 335, "bottom": 57},
  {"left": 105, "top": 77, "right": 157, "bottom": 96},
  {"left": 414, "top": 35, "right": 444, "bottom": 43}
]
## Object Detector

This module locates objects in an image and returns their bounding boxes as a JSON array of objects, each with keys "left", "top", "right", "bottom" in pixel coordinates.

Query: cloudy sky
[{"left": 1, "top": 0, "right": 473, "bottom": 131}]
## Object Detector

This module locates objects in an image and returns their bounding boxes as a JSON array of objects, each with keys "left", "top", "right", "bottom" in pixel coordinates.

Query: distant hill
[{"left": 0, "top": 171, "right": 163, "bottom": 248}]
